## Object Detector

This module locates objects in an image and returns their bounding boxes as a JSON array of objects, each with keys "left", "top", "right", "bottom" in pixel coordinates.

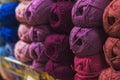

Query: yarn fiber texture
[
  {"left": 45, "top": 60, "right": 75, "bottom": 80},
  {"left": 69, "top": 26, "right": 106, "bottom": 57},
  {"left": 72, "top": 0, "right": 110, "bottom": 27},
  {"left": 29, "top": 25, "right": 50, "bottom": 42},
  {"left": 0, "top": 2, "right": 19, "bottom": 26},
  {"left": 29, "top": 42, "right": 48, "bottom": 63},
  {"left": 74, "top": 53, "right": 107, "bottom": 80},
  {"left": 15, "top": 1, "right": 30, "bottom": 23},
  {"left": 31, "top": 60, "right": 46, "bottom": 73},
  {"left": 99, "top": 68, "right": 120, "bottom": 80},
  {"left": 24, "top": 0, "right": 53, "bottom": 25},
  {"left": 49, "top": 1, "right": 74, "bottom": 34},
  {"left": 103, "top": 37, "right": 120, "bottom": 71},
  {"left": 103, "top": 0, "right": 120, "bottom": 38},
  {"left": 45, "top": 34, "right": 74, "bottom": 64},
  {"left": 18, "top": 24, "right": 31, "bottom": 43},
  {"left": 14, "top": 40, "right": 32, "bottom": 62},
  {"left": 0, "top": 26, "right": 18, "bottom": 43}
]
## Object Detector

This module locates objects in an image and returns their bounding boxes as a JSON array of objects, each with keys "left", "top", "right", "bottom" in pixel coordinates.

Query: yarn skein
[
  {"left": 45, "top": 34, "right": 74, "bottom": 64},
  {"left": 99, "top": 67, "right": 120, "bottom": 80},
  {"left": 103, "top": 0, "right": 120, "bottom": 38},
  {"left": 45, "top": 60, "right": 75, "bottom": 80},
  {"left": 14, "top": 40, "right": 32, "bottom": 62},
  {"left": 49, "top": 1, "right": 74, "bottom": 34},
  {"left": 31, "top": 60, "right": 46, "bottom": 73},
  {"left": 69, "top": 26, "right": 106, "bottom": 57},
  {"left": 0, "top": 2, "right": 19, "bottom": 26},
  {"left": 29, "top": 25, "right": 50, "bottom": 42},
  {"left": 24, "top": 0, "right": 53, "bottom": 25},
  {"left": 15, "top": 1, "right": 30, "bottom": 23},
  {"left": 18, "top": 24, "right": 31, "bottom": 43},
  {"left": 74, "top": 53, "right": 107, "bottom": 80},
  {"left": 103, "top": 37, "right": 120, "bottom": 71},
  {"left": 72, "top": 0, "right": 110, "bottom": 27},
  {"left": 29, "top": 42, "right": 48, "bottom": 63}
]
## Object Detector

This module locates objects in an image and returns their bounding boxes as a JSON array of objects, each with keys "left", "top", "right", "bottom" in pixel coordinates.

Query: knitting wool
[
  {"left": 0, "top": 0, "right": 18, "bottom": 4},
  {"left": 49, "top": 1, "right": 74, "bottom": 34},
  {"left": 0, "top": 2, "right": 19, "bottom": 26},
  {"left": 72, "top": 0, "right": 110, "bottom": 27},
  {"left": 103, "top": 0, "right": 120, "bottom": 38},
  {"left": 0, "top": 30, "right": 6, "bottom": 46},
  {"left": 74, "top": 53, "right": 107, "bottom": 80},
  {"left": 29, "top": 25, "right": 50, "bottom": 42},
  {"left": 15, "top": 1, "right": 30, "bottom": 23},
  {"left": 45, "top": 60, "right": 75, "bottom": 80},
  {"left": 29, "top": 42, "right": 48, "bottom": 63},
  {"left": 99, "top": 68, "right": 120, "bottom": 80},
  {"left": 52, "top": 0, "right": 75, "bottom": 2},
  {"left": 45, "top": 34, "right": 74, "bottom": 64},
  {"left": 69, "top": 26, "right": 106, "bottom": 57},
  {"left": 5, "top": 43, "right": 15, "bottom": 56},
  {"left": 103, "top": 37, "right": 120, "bottom": 71},
  {"left": 0, "top": 45, "right": 9, "bottom": 57},
  {"left": 14, "top": 40, "right": 32, "bottom": 62},
  {"left": 31, "top": 60, "right": 46, "bottom": 73},
  {"left": 0, "top": 26, "right": 18, "bottom": 43},
  {"left": 24, "top": 0, "right": 53, "bottom": 25},
  {"left": 18, "top": 24, "right": 31, "bottom": 43}
]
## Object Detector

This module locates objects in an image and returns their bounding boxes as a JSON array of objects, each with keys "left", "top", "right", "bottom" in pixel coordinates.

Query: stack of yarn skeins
[
  {"left": 99, "top": 0, "right": 120, "bottom": 80},
  {"left": 70, "top": 0, "right": 111, "bottom": 80}
]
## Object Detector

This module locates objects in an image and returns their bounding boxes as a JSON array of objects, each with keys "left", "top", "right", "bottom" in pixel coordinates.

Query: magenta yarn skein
[
  {"left": 72, "top": 0, "right": 110, "bottom": 27},
  {"left": 29, "top": 42, "right": 48, "bottom": 63},
  {"left": 24, "top": 0, "right": 53, "bottom": 25},
  {"left": 69, "top": 26, "right": 106, "bottom": 57},
  {"left": 45, "top": 60, "right": 75, "bottom": 80},
  {"left": 14, "top": 40, "right": 32, "bottom": 62},
  {"left": 45, "top": 34, "right": 74, "bottom": 64},
  {"left": 29, "top": 25, "right": 50, "bottom": 42},
  {"left": 74, "top": 54, "right": 107, "bottom": 80},
  {"left": 49, "top": 1, "right": 74, "bottom": 34},
  {"left": 18, "top": 24, "right": 31, "bottom": 43},
  {"left": 31, "top": 60, "right": 46, "bottom": 73},
  {"left": 15, "top": 1, "right": 30, "bottom": 23}
]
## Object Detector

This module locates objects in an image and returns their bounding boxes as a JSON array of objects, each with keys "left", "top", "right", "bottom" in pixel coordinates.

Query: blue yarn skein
[
  {"left": 0, "top": 2, "right": 19, "bottom": 26},
  {"left": 1, "top": 26, "right": 18, "bottom": 43}
]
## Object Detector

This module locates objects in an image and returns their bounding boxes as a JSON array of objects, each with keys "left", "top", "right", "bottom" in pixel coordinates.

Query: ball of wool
[
  {"left": 18, "top": 24, "right": 31, "bottom": 43},
  {"left": 103, "top": 0, "right": 120, "bottom": 38},
  {"left": 29, "top": 42, "right": 48, "bottom": 63},
  {"left": 45, "top": 60, "right": 75, "bottom": 80},
  {"left": 45, "top": 34, "right": 74, "bottom": 64},
  {"left": 74, "top": 53, "right": 107, "bottom": 80},
  {"left": 29, "top": 25, "right": 50, "bottom": 42},
  {"left": 69, "top": 26, "right": 106, "bottom": 57},
  {"left": 0, "top": 0, "right": 18, "bottom": 4},
  {"left": 5, "top": 43, "right": 15, "bottom": 56},
  {"left": 31, "top": 60, "right": 46, "bottom": 73},
  {"left": 72, "top": 0, "right": 110, "bottom": 27},
  {"left": 0, "top": 26, "right": 18, "bottom": 43},
  {"left": 24, "top": 0, "right": 53, "bottom": 25},
  {"left": 99, "top": 68, "right": 120, "bottom": 80},
  {"left": 49, "top": 1, "right": 74, "bottom": 34},
  {"left": 0, "top": 30, "right": 6, "bottom": 46},
  {"left": 0, "top": 45, "right": 9, "bottom": 57},
  {"left": 14, "top": 40, "right": 32, "bottom": 62},
  {"left": 103, "top": 37, "right": 120, "bottom": 71},
  {"left": 0, "top": 2, "right": 19, "bottom": 26},
  {"left": 15, "top": 1, "right": 30, "bottom": 23}
]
